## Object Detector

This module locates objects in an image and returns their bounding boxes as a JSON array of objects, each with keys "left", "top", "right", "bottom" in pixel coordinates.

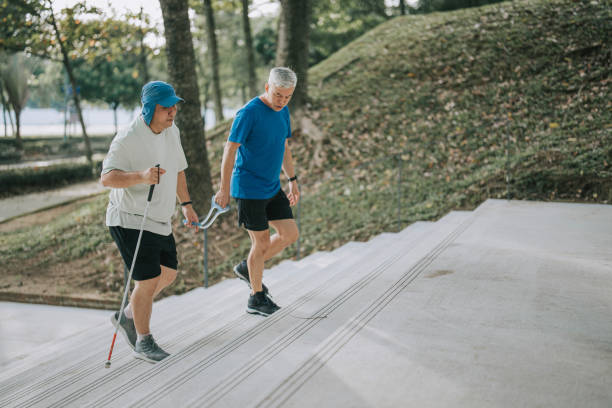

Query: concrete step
[
  {"left": 155, "top": 212, "right": 470, "bottom": 408},
  {"left": 0, "top": 221, "right": 437, "bottom": 408}
]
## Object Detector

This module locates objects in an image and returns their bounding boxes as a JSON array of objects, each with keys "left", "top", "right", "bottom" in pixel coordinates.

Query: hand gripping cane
[{"left": 105, "top": 164, "right": 159, "bottom": 368}]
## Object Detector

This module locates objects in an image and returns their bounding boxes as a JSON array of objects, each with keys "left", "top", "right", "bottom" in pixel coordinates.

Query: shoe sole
[
  {"left": 110, "top": 314, "right": 136, "bottom": 351},
  {"left": 132, "top": 351, "right": 165, "bottom": 364},
  {"left": 246, "top": 307, "right": 273, "bottom": 317}
]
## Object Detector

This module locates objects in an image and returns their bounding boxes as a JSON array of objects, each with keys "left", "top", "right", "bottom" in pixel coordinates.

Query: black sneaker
[
  {"left": 233, "top": 260, "right": 269, "bottom": 295},
  {"left": 133, "top": 334, "right": 170, "bottom": 363},
  {"left": 247, "top": 291, "right": 280, "bottom": 317},
  {"left": 110, "top": 311, "right": 137, "bottom": 350}
]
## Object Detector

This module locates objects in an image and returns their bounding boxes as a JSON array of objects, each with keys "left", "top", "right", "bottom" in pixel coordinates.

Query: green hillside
[{"left": 287, "top": 0, "right": 611, "bottom": 252}]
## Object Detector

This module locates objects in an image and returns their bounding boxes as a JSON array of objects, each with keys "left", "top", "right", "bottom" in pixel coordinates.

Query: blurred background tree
[{"left": 0, "top": 53, "right": 30, "bottom": 149}]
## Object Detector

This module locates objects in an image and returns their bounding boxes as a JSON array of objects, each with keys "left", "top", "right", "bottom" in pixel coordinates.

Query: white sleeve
[
  {"left": 176, "top": 130, "right": 188, "bottom": 172},
  {"left": 102, "top": 137, "right": 131, "bottom": 175}
]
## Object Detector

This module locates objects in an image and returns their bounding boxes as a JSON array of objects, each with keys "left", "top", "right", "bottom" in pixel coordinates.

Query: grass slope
[
  {"left": 1, "top": 0, "right": 610, "bottom": 305},
  {"left": 288, "top": 0, "right": 610, "bottom": 253}
]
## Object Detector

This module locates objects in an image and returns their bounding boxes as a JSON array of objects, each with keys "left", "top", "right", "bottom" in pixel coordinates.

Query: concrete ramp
[{"left": 1, "top": 199, "right": 611, "bottom": 407}]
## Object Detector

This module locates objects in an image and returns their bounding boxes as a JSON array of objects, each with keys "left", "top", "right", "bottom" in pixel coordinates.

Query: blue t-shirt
[{"left": 229, "top": 97, "right": 291, "bottom": 199}]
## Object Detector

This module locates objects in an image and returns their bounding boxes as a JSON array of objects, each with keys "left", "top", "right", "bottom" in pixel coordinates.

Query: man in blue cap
[{"left": 101, "top": 80, "right": 199, "bottom": 363}]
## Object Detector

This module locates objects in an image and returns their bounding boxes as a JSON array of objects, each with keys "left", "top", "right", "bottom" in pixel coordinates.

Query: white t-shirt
[{"left": 102, "top": 115, "right": 188, "bottom": 235}]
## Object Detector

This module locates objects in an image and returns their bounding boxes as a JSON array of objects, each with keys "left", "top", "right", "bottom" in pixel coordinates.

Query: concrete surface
[
  {"left": 0, "top": 302, "right": 109, "bottom": 367},
  {"left": 0, "top": 200, "right": 610, "bottom": 408},
  {"left": 0, "top": 180, "right": 106, "bottom": 222}
]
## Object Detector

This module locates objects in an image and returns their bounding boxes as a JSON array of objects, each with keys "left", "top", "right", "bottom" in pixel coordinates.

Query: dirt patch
[{"left": 426, "top": 270, "right": 454, "bottom": 279}]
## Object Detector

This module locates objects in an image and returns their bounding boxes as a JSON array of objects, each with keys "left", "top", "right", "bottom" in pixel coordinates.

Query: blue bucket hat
[{"left": 141, "top": 81, "right": 184, "bottom": 125}]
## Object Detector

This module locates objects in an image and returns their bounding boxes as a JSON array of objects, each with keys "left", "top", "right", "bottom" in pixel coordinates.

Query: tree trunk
[
  {"left": 202, "top": 0, "right": 224, "bottom": 125},
  {"left": 113, "top": 104, "right": 118, "bottom": 135},
  {"left": 159, "top": 0, "right": 213, "bottom": 215},
  {"left": 49, "top": 6, "right": 93, "bottom": 168},
  {"left": 241, "top": 0, "right": 257, "bottom": 99},
  {"left": 275, "top": 0, "right": 312, "bottom": 114},
  {"left": 139, "top": 7, "right": 150, "bottom": 84},
  {"left": 0, "top": 82, "right": 11, "bottom": 138},
  {"left": 14, "top": 106, "right": 22, "bottom": 149},
  {"left": 2, "top": 101, "right": 6, "bottom": 138},
  {"left": 399, "top": 0, "right": 406, "bottom": 15},
  {"left": 275, "top": 3, "right": 289, "bottom": 69}
]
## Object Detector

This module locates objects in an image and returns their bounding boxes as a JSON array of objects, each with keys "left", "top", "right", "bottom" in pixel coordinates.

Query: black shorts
[
  {"left": 235, "top": 189, "right": 294, "bottom": 231},
  {"left": 109, "top": 226, "right": 178, "bottom": 281}
]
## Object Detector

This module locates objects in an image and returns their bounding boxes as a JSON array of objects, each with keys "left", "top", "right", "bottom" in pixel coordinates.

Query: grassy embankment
[{"left": 0, "top": 0, "right": 609, "bottom": 306}]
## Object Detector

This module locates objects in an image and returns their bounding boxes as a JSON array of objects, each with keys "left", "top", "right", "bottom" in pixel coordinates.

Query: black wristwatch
[{"left": 288, "top": 175, "right": 298, "bottom": 182}]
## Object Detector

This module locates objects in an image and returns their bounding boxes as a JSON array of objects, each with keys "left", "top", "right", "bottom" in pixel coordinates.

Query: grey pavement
[
  {"left": 0, "top": 180, "right": 106, "bottom": 223},
  {"left": 0, "top": 302, "right": 109, "bottom": 367},
  {"left": 0, "top": 199, "right": 610, "bottom": 408}
]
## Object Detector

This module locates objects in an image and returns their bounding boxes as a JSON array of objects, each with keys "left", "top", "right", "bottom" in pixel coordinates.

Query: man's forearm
[
  {"left": 220, "top": 142, "right": 238, "bottom": 192},
  {"left": 101, "top": 169, "right": 145, "bottom": 188},
  {"left": 282, "top": 145, "right": 296, "bottom": 179},
  {"left": 176, "top": 171, "right": 191, "bottom": 203}
]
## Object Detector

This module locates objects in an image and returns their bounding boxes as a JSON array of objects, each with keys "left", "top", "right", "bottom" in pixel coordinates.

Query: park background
[{"left": 0, "top": 0, "right": 609, "bottom": 308}]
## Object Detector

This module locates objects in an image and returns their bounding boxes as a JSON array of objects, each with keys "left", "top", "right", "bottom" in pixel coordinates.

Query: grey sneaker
[
  {"left": 247, "top": 291, "right": 280, "bottom": 317},
  {"left": 233, "top": 260, "right": 269, "bottom": 295},
  {"left": 110, "top": 311, "right": 137, "bottom": 350},
  {"left": 133, "top": 335, "right": 170, "bottom": 363}
]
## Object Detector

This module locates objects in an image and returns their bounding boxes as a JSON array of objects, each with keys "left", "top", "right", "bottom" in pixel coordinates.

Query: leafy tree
[
  {"left": 73, "top": 57, "right": 141, "bottom": 134},
  {"left": 310, "top": 0, "right": 388, "bottom": 65},
  {"left": 0, "top": 1, "right": 104, "bottom": 164},
  {"left": 69, "top": 15, "right": 151, "bottom": 134},
  {"left": 45, "top": 2, "right": 96, "bottom": 165}
]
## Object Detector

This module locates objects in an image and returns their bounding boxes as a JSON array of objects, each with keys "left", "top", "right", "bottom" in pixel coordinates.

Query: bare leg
[
  {"left": 130, "top": 276, "right": 160, "bottom": 336},
  {"left": 153, "top": 266, "right": 178, "bottom": 298},
  {"left": 264, "top": 219, "right": 299, "bottom": 261},
  {"left": 246, "top": 229, "right": 270, "bottom": 294},
  {"left": 125, "top": 266, "right": 177, "bottom": 318}
]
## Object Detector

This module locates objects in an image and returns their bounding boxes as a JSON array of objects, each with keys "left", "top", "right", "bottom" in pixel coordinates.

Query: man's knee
[
  {"left": 161, "top": 267, "right": 177, "bottom": 285},
  {"left": 252, "top": 239, "right": 270, "bottom": 256},
  {"left": 134, "top": 276, "right": 160, "bottom": 297},
  {"left": 282, "top": 226, "right": 299, "bottom": 246}
]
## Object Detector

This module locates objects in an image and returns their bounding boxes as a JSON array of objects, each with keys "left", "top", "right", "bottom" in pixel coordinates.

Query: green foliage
[
  {"left": 254, "top": 26, "right": 276, "bottom": 66},
  {"left": 310, "top": 0, "right": 388, "bottom": 65},
  {"left": 0, "top": 0, "right": 43, "bottom": 53}
]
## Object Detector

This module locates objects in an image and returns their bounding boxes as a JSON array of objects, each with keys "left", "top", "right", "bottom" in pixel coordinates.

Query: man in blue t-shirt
[{"left": 215, "top": 67, "right": 300, "bottom": 316}]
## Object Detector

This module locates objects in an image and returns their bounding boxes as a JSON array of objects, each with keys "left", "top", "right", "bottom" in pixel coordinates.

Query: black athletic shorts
[
  {"left": 109, "top": 226, "right": 178, "bottom": 281},
  {"left": 235, "top": 189, "right": 294, "bottom": 231}
]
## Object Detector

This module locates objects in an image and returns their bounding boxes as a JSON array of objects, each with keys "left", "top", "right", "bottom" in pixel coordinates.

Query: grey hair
[{"left": 268, "top": 67, "right": 297, "bottom": 89}]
